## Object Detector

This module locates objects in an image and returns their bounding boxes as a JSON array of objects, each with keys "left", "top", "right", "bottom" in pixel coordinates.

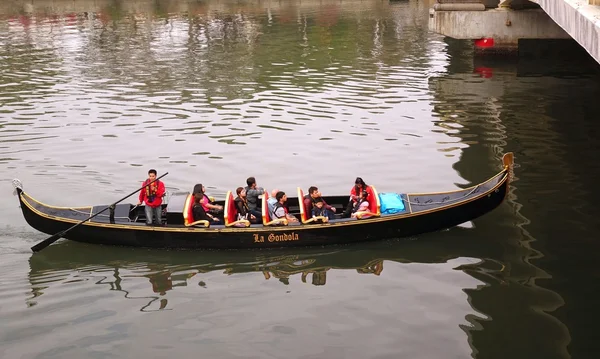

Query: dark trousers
[
  {"left": 342, "top": 201, "right": 356, "bottom": 218},
  {"left": 325, "top": 210, "right": 335, "bottom": 220},
  {"left": 313, "top": 209, "right": 335, "bottom": 220},
  {"left": 249, "top": 209, "right": 262, "bottom": 220}
]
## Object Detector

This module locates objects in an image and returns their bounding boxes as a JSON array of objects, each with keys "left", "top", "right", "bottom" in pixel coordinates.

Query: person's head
[
  {"left": 246, "top": 177, "right": 256, "bottom": 188},
  {"left": 192, "top": 184, "right": 204, "bottom": 202},
  {"left": 355, "top": 177, "right": 366, "bottom": 188},
  {"left": 360, "top": 190, "right": 369, "bottom": 200},
  {"left": 308, "top": 186, "right": 319, "bottom": 198},
  {"left": 276, "top": 191, "right": 286, "bottom": 203},
  {"left": 271, "top": 188, "right": 279, "bottom": 197},
  {"left": 314, "top": 197, "right": 324, "bottom": 209},
  {"left": 148, "top": 169, "right": 157, "bottom": 180},
  {"left": 236, "top": 187, "right": 246, "bottom": 198}
]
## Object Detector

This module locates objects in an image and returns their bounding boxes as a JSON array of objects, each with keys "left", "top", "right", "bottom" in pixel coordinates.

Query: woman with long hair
[
  {"left": 192, "top": 184, "right": 219, "bottom": 223},
  {"left": 343, "top": 177, "right": 372, "bottom": 218},
  {"left": 234, "top": 187, "right": 259, "bottom": 223}
]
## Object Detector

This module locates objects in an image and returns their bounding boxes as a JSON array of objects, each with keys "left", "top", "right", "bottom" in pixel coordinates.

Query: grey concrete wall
[
  {"left": 429, "top": 8, "right": 570, "bottom": 42},
  {"left": 437, "top": 0, "right": 501, "bottom": 7},
  {"left": 0, "top": 0, "right": 396, "bottom": 16},
  {"left": 532, "top": 0, "right": 600, "bottom": 64}
]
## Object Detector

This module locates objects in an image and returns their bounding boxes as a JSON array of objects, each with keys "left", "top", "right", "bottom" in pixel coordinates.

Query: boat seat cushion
[
  {"left": 90, "top": 203, "right": 131, "bottom": 223},
  {"left": 183, "top": 194, "right": 194, "bottom": 225},
  {"left": 297, "top": 187, "right": 328, "bottom": 224},
  {"left": 224, "top": 191, "right": 250, "bottom": 227},
  {"left": 183, "top": 194, "right": 210, "bottom": 228},
  {"left": 262, "top": 191, "right": 288, "bottom": 226},
  {"left": 297, "top": 187, "right": 308, "bottom": 222},
  {"left": 379, "top": 193, "right": 405, "bottom": 214},
  {"left": 367, "top": 186, "right": 381, "bottom": 216}
]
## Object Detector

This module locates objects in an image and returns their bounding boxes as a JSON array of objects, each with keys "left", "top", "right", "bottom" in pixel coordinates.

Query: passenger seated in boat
[
  {"left": 198, "top": 183, "right": 223, "bottom": 217},
  {"left": 193, "top": 184, "right": 220, "bottom": 223},
  {"left": 351, "top": 190, "right": 371, "bottom": 219},
  {"left": 272, "top": 191, "right": 299, "bottom": 223},
  {"left": 303, "top": 186, "right": 336, "bottom": 220},
  {"left": 267, "top": 188, "right": 279, "bottom": 216},
  {"left": 234, "top": 187, "right": 259, "bottom": 224},
  {"left": 343, "top": 177, "right": 373, "bottom": 218},
  {"left": 244, "top": 176, "right": 265, "bottom": 218},
  {"left": 311, "top": 198, "right": 333, "bottom": 221}
]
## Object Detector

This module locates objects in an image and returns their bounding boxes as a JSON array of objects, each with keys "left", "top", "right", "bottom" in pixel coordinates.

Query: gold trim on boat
[{"left": 19, "top": 169, "right": 509, "bottom": 234}]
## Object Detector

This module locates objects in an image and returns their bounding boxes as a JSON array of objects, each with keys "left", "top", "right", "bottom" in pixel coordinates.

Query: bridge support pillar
[{"left": 429, "top": 7, "right": 571, "bottom": 56}]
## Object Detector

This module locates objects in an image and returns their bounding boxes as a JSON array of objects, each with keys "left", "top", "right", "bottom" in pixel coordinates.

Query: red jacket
[
  {"left": 139, "top": 179, "right": 165, "bottom": 208},
  {"left": 350, "top": 185, "right": 374, "bottom": 203}
]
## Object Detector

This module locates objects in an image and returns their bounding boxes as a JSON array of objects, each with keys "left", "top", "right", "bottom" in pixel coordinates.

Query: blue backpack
[{"left": 378, "top": 193, "right": 405, "bottom": 214}]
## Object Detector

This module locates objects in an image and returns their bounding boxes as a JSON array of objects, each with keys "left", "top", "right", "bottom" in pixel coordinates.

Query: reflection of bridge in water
[{"left": 425, "top": 34, "right": 600, "bottom": 356}]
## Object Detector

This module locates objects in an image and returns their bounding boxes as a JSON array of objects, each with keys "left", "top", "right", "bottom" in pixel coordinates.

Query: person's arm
[
  {"left": 156, "top": 181, "right": 166, "bottom": 198},
  {"left": 349, "top": 187, "right": 358, "bottom": 201},
  {"left": 322, "top": 199, "right": 335, "bottom": 212},
  {"left": 246, "top": 187, "right": 265, "bottom": 197},
  {"left": 235, "top": 200, "right": 245, "bottom": 215},
  {"left": 204, "top": 196, "right": 223, "bottom": 210},
  {"left": 138, "top": 181, "right": 146, "bottom": 205},
  {"left": 208, "top": 213, "right": 219, "bottom": 221},
  {"left": 273, "top": 206, "right": 285, "bottom": 219}
]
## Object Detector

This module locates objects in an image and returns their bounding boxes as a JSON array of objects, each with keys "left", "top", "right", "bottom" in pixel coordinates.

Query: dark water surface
[{"left": 1, "top": 1, "right": 599, "bottom": 358}]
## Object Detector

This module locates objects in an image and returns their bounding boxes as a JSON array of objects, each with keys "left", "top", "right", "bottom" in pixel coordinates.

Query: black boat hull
[{"left": 16, "top": 154, "right": 513, "bottom": 249}]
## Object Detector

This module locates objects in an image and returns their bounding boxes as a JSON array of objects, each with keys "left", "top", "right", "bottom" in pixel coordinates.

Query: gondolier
[{"left": 137, "top": 169, "right": 166, "bottom": 226}]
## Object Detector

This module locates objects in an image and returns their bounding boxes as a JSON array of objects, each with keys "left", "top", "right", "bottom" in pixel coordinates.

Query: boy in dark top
[
  {"left": 303, "top": 186, "right": 336, "bottom": 219},
  {"left": 311, "top": 197, "right": 333, "bottom": 220}
]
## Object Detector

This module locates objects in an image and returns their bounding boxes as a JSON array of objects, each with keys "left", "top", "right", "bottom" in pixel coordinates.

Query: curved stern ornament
[{"left": 12, "top": 178, "right": 23, "bottom": 196}]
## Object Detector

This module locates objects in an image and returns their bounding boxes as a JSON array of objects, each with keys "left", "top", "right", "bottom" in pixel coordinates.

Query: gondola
[{"left": 14, "top": 153, "right": 514, "bottom": 250}]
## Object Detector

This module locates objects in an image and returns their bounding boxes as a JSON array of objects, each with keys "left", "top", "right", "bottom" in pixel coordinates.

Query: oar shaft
[{"left": 31, "top": 172, "right": 169, "bottom": 252}]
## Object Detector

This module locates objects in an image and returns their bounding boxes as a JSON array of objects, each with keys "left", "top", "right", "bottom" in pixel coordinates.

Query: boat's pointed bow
[
  {"left": 502, "top": 152, "right": 515, "bottom": 185},
  {"left": 502, "top": 152, "right": 514, "bottom": 169}
]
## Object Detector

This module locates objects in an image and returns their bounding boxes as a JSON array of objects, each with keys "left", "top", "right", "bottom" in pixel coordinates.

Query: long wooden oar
[{"left": 31, "top": 172, "right": 169, "bottom": 252}]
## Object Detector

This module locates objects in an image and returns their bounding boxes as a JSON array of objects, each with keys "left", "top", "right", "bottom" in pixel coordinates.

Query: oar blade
[{"left": 31, "top": 232, "right": 64, "bottom": 252}]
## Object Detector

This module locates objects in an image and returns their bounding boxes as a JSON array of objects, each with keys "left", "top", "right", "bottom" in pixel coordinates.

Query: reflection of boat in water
[
  {"left": 15, "top": 154, "right": 513, "bottom": 250},
  {"left": 27, "top": 232, "right": 509, "bottom": 311}
]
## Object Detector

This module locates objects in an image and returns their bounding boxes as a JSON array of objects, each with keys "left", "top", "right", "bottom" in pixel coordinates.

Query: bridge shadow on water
[{"left": 429, "top": 36, "right": 600, "bottom": 357}]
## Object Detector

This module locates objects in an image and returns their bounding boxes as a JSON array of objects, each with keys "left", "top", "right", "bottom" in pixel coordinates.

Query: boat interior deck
[{"left": 21, "top": 168, "right": 506, "bottom": 229}]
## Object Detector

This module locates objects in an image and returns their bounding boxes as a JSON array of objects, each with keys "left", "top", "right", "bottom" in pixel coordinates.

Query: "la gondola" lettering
[
  {"left": 253, "top": 232, "right": 300, "bottom": 244},
  {"left": 268, "top": 232, "right": 299, "bottom": 242}
]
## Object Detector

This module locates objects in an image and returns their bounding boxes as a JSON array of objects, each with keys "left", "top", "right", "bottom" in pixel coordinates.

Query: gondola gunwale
[{"left": 17, "top": 166, "right": 510, "bottom": 234}]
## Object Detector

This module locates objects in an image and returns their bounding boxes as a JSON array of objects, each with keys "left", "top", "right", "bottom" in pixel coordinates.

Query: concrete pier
[
  {"left": 531, "top": 0, "right": 600, "bottom": 64},
  {"left": 429, "top": 0, "right": 600, "bottom": 63},
  {"left": 429, "top": 1, "right": 571, "bottom": 55}
]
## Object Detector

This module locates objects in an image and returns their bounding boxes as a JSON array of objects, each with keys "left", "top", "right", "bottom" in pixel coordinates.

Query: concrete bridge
[{"left": 429, "top": 0, "right": 600, "bottom": 64}]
